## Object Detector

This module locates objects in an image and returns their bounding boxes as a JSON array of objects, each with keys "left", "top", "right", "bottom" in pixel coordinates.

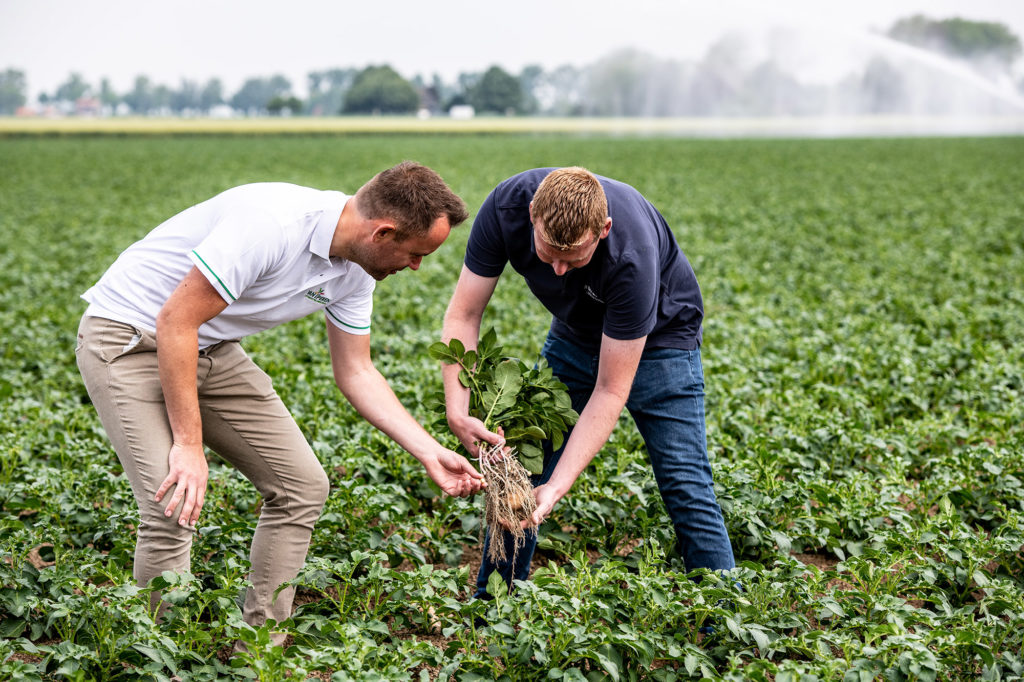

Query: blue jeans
[{"left": 475, "top": 332, "right": 735, "bottom": 597}]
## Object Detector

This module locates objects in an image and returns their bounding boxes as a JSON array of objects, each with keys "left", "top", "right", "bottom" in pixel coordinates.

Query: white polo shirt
[{"left": 83, "top": 183, "right": 375, "bottom": 349}]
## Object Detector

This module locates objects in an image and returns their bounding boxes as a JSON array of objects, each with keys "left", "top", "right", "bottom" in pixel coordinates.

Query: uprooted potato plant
[{"left": 430, "top": 329, "right": 579, "bottom": 565}]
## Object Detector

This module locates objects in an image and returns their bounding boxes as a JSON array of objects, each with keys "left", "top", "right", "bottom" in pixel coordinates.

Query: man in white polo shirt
[{"left": 76, "top": 161, "right": 482, "bottom": 644}]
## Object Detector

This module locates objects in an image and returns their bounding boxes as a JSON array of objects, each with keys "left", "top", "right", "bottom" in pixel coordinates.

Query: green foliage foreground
[{"left": 0, "top": 135, "right": 1022, "bottom": 680}]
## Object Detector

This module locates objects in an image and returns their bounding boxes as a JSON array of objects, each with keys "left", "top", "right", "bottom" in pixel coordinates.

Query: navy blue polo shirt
[{"left": 465, "top": 168, "right": 703, "bottom": 352}]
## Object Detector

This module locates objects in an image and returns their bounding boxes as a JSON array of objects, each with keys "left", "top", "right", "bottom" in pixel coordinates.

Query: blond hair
[{"left": 531, "top": 167, "right": 607, "bottom": 250}]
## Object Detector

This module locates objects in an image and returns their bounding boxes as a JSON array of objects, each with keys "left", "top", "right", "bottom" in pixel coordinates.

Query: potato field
[{"left": 0, "top": 134, "right": 1022, "bottom": 681}]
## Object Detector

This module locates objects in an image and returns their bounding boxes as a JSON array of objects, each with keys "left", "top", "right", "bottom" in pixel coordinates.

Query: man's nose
[
  {"left": 552, "top": 260, "right": 569, "bottom": 276},
  {"left": 409, "top": 255, "right": 422, "bottom": 270}
]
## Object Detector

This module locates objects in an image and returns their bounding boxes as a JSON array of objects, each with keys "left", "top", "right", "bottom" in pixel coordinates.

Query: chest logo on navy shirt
[
  {"left": 305, "top": 287, "right": 331, "bottom": 305},
  {"left": 584, "top": 284, "right": 605, "bottom": 304}
]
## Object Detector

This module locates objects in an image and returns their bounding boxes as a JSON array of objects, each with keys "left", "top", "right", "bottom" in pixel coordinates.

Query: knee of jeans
[
  {"left": 264, "top": 464, "right": 330, "bottom": 515},
  {"left": 306, "top": 466, "right": 330, "bottom": 509},
  {"left": 137, "top": 514, "right": 195, "bottom": 550}
]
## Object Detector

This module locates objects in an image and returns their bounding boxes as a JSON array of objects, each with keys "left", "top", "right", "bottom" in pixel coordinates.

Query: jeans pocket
[
  {"left": 85, "top": 318, "right": 149, "bottom": 364},
  {"left": 688, "top": 349, "right": 705, "bottom": 389}
]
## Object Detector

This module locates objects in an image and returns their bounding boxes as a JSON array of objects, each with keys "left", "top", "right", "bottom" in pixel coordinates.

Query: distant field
[
  {"left": 2, "top": 114, "right": 1024, "bottom": 137},
  {"left": 1, "top": 135, "right": 1022, "bottom": 680}
]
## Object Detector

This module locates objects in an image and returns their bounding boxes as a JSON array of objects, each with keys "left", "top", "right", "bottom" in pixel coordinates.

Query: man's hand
[
  {"left": 523, "top": 482, "right": 563, "bottom": 528},
  {"left": 447, "top": 414, "right": 505, "bottom": 458},
  {"left": 154, "top": 442, "right": 209, "bottom": 528},
  {"left": 423, "top": 449, "right": 486, "bottom": 498}
]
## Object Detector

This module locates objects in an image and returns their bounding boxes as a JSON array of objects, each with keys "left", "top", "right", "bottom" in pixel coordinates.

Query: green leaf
[
  {"left": 749, "top": 626, "right": 771, "bottom": 652},
  {"left": 594, "top": 644, "right": 622, "bottom": 681},
  {"left": 506, "top": 425, "right": 546, "bottom": 441},
  {"left": 493, "top": 361, "right": 523, "bottom": 398},
  {"left": 487, "top": 570, "right": 507, "bottom": 602},
  {"left": 133, "top": 644, "right": 166, "bottom": 665},
  {"left": 0, "top": 619, "right": 26, "bottom": 638},
  {"left": 490, "top": 622, "right": 516, "bottom": 636},
  {"left": 484, "top": 361, "right": 523, "bottom": 423},
  {"left": 519, "top": 443, "right": 544, "bottom": 474},
  {"left": 554, "top": 392, "right": 572, "bottom": 410},
  {"left": 428, "top": 341, "right": 455, "bottom": 362},
  {"left": 480, "top": 327, "right": 498, "bottom": 353}
]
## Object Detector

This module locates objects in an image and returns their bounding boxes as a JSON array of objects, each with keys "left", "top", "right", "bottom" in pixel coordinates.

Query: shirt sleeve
[
  {"left": 188, "top": 207, "right": 286, "bottom": 304},
  {"left": 601, "top": 244, "right": 660, "bottom": 340},
  {"left": 464, "top": 190, "right": 509, "bottom": 277},
  {"left": 323, "top": 273, "right": 375, "bottom": 336}
]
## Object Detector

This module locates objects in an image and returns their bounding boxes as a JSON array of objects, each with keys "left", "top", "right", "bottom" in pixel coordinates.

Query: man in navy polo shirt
[{"left": 440, "top": 167, "right": 735, "bottom": 596}]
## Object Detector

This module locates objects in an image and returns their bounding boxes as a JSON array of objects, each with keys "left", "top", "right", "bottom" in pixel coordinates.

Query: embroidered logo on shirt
[
  {"left": 584, "top": 284, "right": 604, "bottom": 303},
  {"left": 305, "top": 287, "right": 330, "bottom": 305}
]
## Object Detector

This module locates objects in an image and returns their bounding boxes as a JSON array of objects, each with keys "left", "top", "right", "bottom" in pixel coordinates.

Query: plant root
[{"left": 478, "top": 442, "right": 538, "bottom": 567}]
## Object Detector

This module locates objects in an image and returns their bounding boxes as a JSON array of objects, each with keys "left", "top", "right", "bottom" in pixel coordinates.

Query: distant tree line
[
  {"left": 888, "top": 15, "right": 1021, "bottom": 65},
  {"left": 1, "top": 15, "right": 1020, "bottom": 117}
]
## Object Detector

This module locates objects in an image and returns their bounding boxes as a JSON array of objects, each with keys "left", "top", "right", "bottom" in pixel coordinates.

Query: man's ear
[
  {"left": 599, "top": 217, "right": 612, "bottom": 239},
  {"left": 370, "top": 222, "right": 397, "bottom": 242}
]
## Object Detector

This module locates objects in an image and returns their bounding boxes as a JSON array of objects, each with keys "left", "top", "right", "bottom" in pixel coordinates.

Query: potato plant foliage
[
  {"left": 428, "top": 328, "right": 579, "bottom": 474},
  {"left": 0, "top": 134, "right": 1022, "bottom": 681}
]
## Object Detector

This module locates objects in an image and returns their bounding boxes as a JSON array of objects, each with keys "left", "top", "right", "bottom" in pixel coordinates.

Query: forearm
[
  {"left": 156, "top": 321, "right": 203, "bottom": 446},
  {"left": 337, "top": 366, "right": 443, "bottom": 464},
  {"left": 442, "top": 365, "right": 470, "bottom": 422},
  {"left": 155, "top": 267, "right": 228, "bottom": 449},
  {"left": 545, "top": 388, "right": 628, "bottom": 496},
  {"left": 440, "top": 301, "right": 481, "bottom": 424}
]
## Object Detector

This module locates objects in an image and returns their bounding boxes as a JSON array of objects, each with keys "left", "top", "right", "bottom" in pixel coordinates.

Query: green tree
[
  {"left": 0, "top": 68, "right": 27, "bottom": 114},
  {"left": 342, "top": 65, "right": 418, "bottom": 114},
  {"left": 267, "top": 95, "right": 303, "bottom": 116},
  {"left": 199, "top": 78, "right": 224, "bottom": 112},
  {"left": 306, "top": 68, "right": 356, "bottom": 115},
  {"left": 411, "top": 72, "right": 441, "bottom": 114},
  {"left": 469, "top": 65, "right": 522, "bottom": 114},
  {"left": 539, "top": 64, "right": 584, "bottom": 116},
  {"left": 122, "top": 75, "right": 155, "bottom": 114},
  {"left": 889, "top": 15, "right": 1022, "bottom": 66},
  {"left": 98, "top": 78, "right": 120, "bottom": 110},
  {"left": 518, "top": 64, "right": 544, "bottom": 114},
  {"left": 230, "top": 75, "right": 292, "bottom": 114},
  {"left": 53, "top": 72, "right": 91, "bottom": 103},
  {"left": 443, "top": 71, "right": 479, "bottom": 110},
  {"left": 171, "top": 79, "right": 201, "bottom": 113},
  {"left": 152, "top": 84, "right": 172, "bottom": 112}
]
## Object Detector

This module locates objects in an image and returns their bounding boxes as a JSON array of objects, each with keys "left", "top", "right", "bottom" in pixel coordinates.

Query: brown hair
[
  {"left": 355, "top": 161, "right": 469, "bottom": 239},
  {"left": 531, "top": 167, "right": 607, "bottom": 250}
]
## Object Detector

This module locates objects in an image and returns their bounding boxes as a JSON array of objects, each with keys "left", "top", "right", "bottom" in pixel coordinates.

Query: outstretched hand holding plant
[{"left": 430, "top": 329, "right": 579, "bottom": 564}]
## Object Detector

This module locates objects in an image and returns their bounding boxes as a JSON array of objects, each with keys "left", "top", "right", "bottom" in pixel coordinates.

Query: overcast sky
[{"left": 3, "top": 0, "right": 1023, "bottom": 100}]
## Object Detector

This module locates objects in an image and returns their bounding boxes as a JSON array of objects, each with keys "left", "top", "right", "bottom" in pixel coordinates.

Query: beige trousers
[{"left": 75, "top": 315, "right": 329, "bottom": 641}]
